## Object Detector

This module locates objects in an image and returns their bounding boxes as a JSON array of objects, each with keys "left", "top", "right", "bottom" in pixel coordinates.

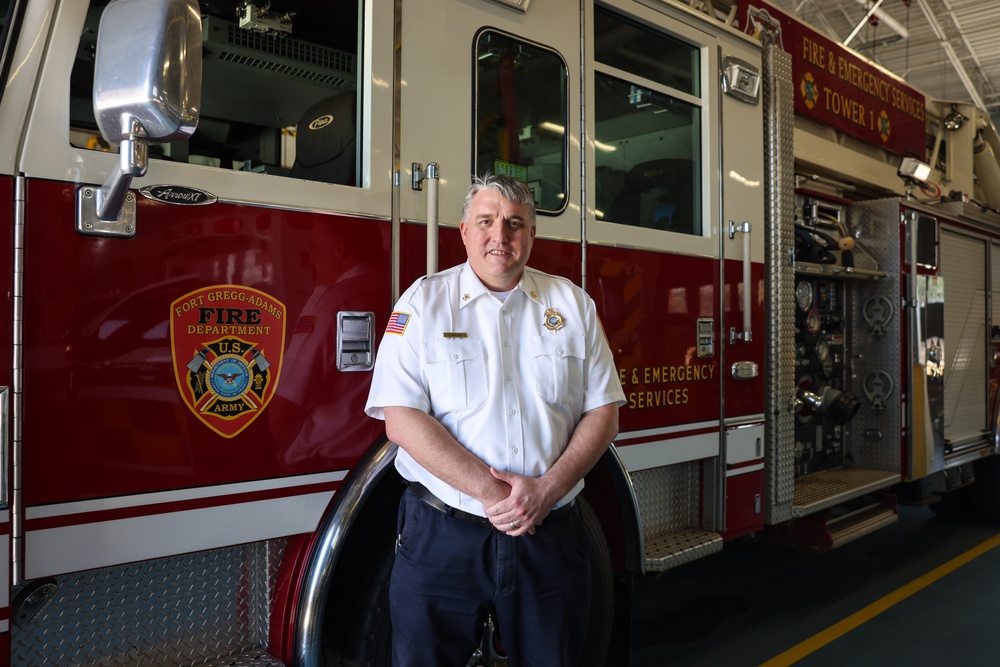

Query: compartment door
[
  {"left": 0, "top": 177, "right": 12, "bottom": 655},
  {"left": 720, "top": 42, "right": 766, "bottom": 422},
  {"left": 941, "top": 229, "right": 988, "bottom": 448}
]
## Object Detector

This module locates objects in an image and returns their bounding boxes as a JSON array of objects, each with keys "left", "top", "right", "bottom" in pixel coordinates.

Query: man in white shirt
[{"left": 365, "top": 174, "right": 625, "bottom": 666}]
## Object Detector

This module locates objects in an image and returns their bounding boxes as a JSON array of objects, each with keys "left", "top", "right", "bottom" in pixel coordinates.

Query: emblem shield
[{"left": 170, "top": 285, "right": 286, "bottom": 438}]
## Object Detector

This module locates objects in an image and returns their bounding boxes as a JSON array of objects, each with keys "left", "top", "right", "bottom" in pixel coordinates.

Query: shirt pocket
[
  {"left": 530, "top": 335, "right": 586, "bottom": 405},
  {"left": 423, "top": 339, "right": 488, "bottom": 413}
]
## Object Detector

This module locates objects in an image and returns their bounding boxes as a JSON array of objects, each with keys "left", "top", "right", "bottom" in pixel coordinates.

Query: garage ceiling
[{"left": 706, "top": 0, "right": 1000, "bottom": 126}]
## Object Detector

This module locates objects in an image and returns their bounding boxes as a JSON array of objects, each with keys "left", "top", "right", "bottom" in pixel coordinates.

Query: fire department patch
[{"left": 170, "top": 285, "right": 286, "bottom": 438}]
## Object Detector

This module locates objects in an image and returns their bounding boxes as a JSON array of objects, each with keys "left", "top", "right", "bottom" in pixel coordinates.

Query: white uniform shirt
[{"left": 365, "top": 262, "right": 626, "bottom": 517}]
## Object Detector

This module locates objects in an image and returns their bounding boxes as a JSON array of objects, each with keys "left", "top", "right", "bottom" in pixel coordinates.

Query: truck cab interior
[{"left": 70, "top": 1, "right": 361, "bottom": 185}]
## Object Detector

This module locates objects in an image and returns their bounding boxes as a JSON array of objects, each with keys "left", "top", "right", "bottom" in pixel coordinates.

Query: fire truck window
[
  {"left": 70, "top": 1, "right": 362, "bottom": 187},
  {"left": 0, "top": 0, "right": 15, "bottom": 105},
  {"left": 592, "top": 7, "right": 702, "bottom": 236},
  {"left": 593, "top": 7, "right": 699, "bottom": 97},
  {"left": 915, "top": 215, "right": 939, "bottom": 269},
  {"left": 475, "top": 31, "right": 568, "bottom": 214}
]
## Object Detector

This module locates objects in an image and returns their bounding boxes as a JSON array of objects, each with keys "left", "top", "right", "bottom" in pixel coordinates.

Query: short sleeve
[
  {"left": 581, "top": 294, "right": 626, "bottom": 413},
  {"left": 364, "top": 280, "right": 431, "bottom": 420}
]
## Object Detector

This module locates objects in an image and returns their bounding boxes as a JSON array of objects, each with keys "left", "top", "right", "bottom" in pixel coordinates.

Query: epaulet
[
  {"left": 524, "top": 266, "right": 577, "bottom": 291},
  {"left": 419, "top": 265, "right": 462, "bottom": 286}
]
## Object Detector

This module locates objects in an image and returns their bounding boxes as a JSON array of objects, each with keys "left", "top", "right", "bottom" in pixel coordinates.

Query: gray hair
[{"left": 461, "top": 174, "right": 537, "bottom": 227}]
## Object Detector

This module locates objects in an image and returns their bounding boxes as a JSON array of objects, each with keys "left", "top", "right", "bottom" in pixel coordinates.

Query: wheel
[
  {"left": 971, "top": 455, "right": 1000, "bottom": 524},
  {"left": 331, "top": 537, "right": 393, "bottom": 667},
  {"left": 321, "top": 478, "right": 401, "bottom": 667},
  {"left": 578, "top": 497, "right": 615, "bottom": 667},
  {"left": 929, "top": 485, "right": 974, "bottom": 519}
]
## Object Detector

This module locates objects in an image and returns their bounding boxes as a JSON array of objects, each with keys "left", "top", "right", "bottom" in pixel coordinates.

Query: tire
[
  {"left": 929, "top": 485, "right": 974, "bottom": 519},
  {"left": 578, "top": 497, "right": 615, "bottom": 667},
  {"left": 322, "top": 479, "right": 400, "bottom": 667},
  {"left": 971, "top": 455, "right": 1000, "bottom": 524},
  {"left": 333, "top": 538, "right": 393, "bottom": 667}
]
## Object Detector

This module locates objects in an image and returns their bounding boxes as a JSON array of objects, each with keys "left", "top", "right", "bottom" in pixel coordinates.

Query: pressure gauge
[
  {"left": 796, "top": 281, "right": 814, "bottom": 312},
  {"left": 806, "top": 309, "right": 822, "bottom": 334}
]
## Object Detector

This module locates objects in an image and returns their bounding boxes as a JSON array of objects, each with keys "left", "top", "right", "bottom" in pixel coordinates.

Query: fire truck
[{"left": 1, "top": 0, "right": 1000, "bottom": 664}]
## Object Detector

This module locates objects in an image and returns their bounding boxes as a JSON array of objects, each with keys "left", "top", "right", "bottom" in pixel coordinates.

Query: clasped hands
[{"left": 484, "top": 467, "right": 556, "bottom": 537}]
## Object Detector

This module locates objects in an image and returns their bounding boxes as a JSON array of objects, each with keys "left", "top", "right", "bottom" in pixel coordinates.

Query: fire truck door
[
  {"left": 0, "top": 180, "right": 11, "bottom": 652},
  {"left": 584, "top": 2, "right": 765, "bottom": 429},
  {"left": 720, "top": 43, "right": 766, "bottom": 421},
  {"left": 579, "top": 2, "right": 766, "bottom": 536},
  {"left": 397, "top": 0, "right": 583, "bottom": 269}
]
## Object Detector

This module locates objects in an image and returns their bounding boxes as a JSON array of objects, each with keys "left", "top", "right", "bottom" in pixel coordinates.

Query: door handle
[
  {"left": 729, "top": 220, "right": 752, "bottom": 344},
  {"left": 413, "top": 162, "right": 440, "bottom": 275}
]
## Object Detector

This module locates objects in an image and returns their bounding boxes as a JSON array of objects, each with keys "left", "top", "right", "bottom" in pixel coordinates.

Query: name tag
[{"left": 443, "top": 332, "right": 468, "bottom": 339}]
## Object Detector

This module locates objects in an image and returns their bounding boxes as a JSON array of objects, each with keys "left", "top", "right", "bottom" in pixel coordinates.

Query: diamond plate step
[
  {"left": 13, "top": 541, "right": 285, "bottom": 667},
  {"left": 792, "top": 467, "right": 899, "bottom": 517},
  {"left": 644, "top": 528, "right": 723, "bottom": 572}
]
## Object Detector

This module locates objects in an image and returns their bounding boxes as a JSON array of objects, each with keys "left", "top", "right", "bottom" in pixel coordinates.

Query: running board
[
  {"left": 776, "top": 499, "right": 899, "bottom": 554},
  {"left": 828, "top": 503, "right": 899, "bottom": 549},
  {"left": 203, "top": 650, "right": 284, "bottom": 666},
  {"left": 644, "top": 528, "right": 723, "bottom": 572}
]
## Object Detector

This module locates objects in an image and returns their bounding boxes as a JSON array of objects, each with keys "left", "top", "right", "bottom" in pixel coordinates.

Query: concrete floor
[{"left": 630, "top": 505, "right": 1000, "bottom": 666}]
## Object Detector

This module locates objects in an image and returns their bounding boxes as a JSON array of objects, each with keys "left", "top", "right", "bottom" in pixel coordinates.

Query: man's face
[{"left": 460, "top": 188, "right": 536, "bottom": 291}]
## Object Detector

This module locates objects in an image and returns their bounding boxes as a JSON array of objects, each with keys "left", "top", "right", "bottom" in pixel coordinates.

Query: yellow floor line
[{"left": 759, "top": 531, "right": 1000, "bottom": 667}]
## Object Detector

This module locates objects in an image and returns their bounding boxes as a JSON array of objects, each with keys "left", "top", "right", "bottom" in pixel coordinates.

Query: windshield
[{"left": 0, "top": 0, "right": 17, "bottom": 106}]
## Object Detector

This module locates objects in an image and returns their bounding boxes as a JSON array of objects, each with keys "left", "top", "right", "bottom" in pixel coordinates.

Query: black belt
[{"left": 407, "top": 481, "right": 575, "bottom": 529}]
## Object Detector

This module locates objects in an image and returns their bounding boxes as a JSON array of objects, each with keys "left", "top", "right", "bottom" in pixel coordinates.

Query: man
[{"left": 365, "top": 174, "right": 625, "bottom": 666}]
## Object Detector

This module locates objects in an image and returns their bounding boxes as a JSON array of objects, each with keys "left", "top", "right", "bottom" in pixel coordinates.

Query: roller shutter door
[{"left": 941, "top": 229, "right": 987, "bottom": 446}]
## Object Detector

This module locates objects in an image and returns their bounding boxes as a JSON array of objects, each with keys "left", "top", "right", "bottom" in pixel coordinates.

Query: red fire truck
[{"left": 1, "top": 0, "right": 1000, "bottom": 664}]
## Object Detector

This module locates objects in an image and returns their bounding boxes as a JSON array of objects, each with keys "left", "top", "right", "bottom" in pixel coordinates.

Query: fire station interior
[{"left": 38, "top": 0, "right": 1000, "bottom": 664}]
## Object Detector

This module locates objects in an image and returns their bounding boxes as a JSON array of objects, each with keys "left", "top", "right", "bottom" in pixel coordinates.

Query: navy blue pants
[{"left": 390, "top": 488, "right": 591, "bottom": 667}]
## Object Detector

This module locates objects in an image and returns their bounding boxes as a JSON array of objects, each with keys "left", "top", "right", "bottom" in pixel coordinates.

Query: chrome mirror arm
[{"left": 97, "top": 117, "right": 148, "bottom": 222}]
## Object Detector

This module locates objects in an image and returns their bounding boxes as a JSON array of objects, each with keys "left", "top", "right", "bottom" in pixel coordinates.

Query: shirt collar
[
  {"left": 458, "top": 262, "right": 544, "bottom": 308},
  {"left": 519, "top": 269, "right": 545, "bottom": 306}
]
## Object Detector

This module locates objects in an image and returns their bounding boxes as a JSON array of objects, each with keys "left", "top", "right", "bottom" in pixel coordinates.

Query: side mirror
[
  {"left": 78, "top": 0, "right": 202, "bottom": 236},
  {"left": 94, "top": 0, "right": 202, "bottom": 143}
]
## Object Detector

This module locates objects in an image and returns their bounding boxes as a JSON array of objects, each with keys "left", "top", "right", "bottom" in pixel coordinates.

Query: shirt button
[
  {"left": 509, "top": 409, "right": 516, "bottom": 416},
  {"left": 505, "top": 374, "right": 512, "bottom": 381},
  {"left": 558, "top": 349, "right": 564, "bottom": 355},
  {"left": 503, "top": 341, "right": 510, "bottom": 347},
  {"left": 452, "top": 354, "right": 458, "bottom": 360},
  {"left": 512, "top": 447, "right": 519, "bottom": 454}
]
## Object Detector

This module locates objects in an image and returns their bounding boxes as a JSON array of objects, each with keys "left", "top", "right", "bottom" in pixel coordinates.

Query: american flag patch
[
  {"left": 386, "top": 311, "right": 410, "bottom": 335},
  {"left": 294, "top": 315, "right": 315, "bottom": 335}
]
